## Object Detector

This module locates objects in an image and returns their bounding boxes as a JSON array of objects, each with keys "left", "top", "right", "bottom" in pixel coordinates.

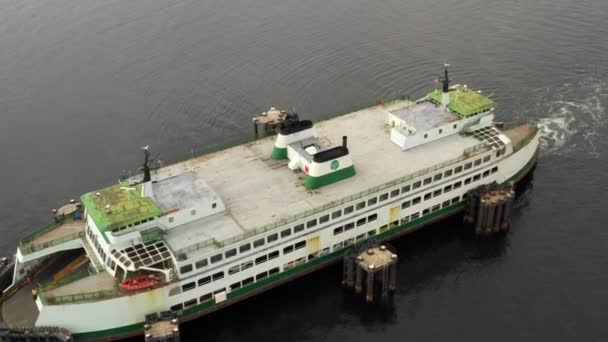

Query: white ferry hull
[{"left": 32, "top": 129, "right": 540, "bottom": 341}]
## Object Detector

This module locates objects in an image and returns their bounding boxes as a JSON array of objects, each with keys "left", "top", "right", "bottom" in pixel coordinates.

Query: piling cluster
[
  {"left": 464, "top": 183, "right": 515, "bottom": 235},
  {"left": 343, "top": 245, "right": 398, "bottom": 302},
  {"left": 144, "top": 311, "right": 180, "bottom": 342},
  {"left": 252, "top": 107, "right": 299, "bottom": 139},
  {"left": 0, "top": 324, "right": 72, "bottom": 342}
]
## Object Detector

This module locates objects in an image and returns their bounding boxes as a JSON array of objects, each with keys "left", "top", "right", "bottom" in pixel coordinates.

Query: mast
[
  {"left": 142, "top": 146, "right": 151, "bottom": 183},
  {"left": 439, "top": 64, "right": 451, "bottom": 109}
]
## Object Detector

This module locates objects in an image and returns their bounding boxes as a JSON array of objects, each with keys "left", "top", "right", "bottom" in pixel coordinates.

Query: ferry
[{"left": 0, "top": 67, "right": 540, "bottom": 341}]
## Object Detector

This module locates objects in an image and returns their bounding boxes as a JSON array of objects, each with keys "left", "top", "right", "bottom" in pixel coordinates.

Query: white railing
[{"left": 213, "top": 142, "right": 488, "bottom": 249}]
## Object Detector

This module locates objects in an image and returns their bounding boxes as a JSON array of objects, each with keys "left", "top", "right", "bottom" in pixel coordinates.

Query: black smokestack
[{"left": 342, "top": 136, "right": 347, "bottom": 148}]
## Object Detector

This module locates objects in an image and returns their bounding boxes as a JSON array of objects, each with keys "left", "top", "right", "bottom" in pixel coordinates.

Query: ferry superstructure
[{"left": 0, "top": 68, "right": 540, "bottom": 341}]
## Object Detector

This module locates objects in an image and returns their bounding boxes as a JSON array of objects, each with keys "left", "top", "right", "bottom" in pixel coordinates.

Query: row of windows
[
  {"left": 333, "top": 214, "right": 378, "bottom": 236},
  {"left": 178, "top": 239, "right": 308, "bottom": 291},
  {"left": 171, "top": 263, "right": 283, "bottom": 312},
  {"left": 181, "top": 153, "right": 495, "bottom": 274},
  {"left": 86, "top": 226, "right": 109, "bottom": 266},
  {"left": 401, "top": 166, "right": 498, "bottom": 210},
  {"left": 229, "top": 267, "right": 280, "bottom": 291},
  {"left": 111, "top": 216, "right": 158, "bottom": 234}
]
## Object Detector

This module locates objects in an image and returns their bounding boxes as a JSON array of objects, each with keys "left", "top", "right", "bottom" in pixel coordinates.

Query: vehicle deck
[{"left": 44, "top": 272, "right": 115, "bottom": 298}]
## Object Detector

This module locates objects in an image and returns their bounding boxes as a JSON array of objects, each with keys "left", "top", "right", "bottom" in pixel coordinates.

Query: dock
[
  {"left": 144, "top": 311, "right": 180, "bottom": 342},
  {"left": 464, "top": 183, "right": 515, "bottom": 235},
  {"left": 0, "top": 323, "right": 72, "bottom": 342},
  {"left": 343, "top": 244, "right": 398, "bottom": 302}
]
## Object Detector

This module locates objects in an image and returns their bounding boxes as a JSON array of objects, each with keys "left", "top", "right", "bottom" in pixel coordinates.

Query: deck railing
[
  {"left": 43, "top": 288, "right": 119, "bottom": 305},
  {"left": 20, "top": 231, "right": 85, "bottom": 255},
  {"left": 512, "top": 124, "right": 539, "bottom": 153},
  {"left": 204, "top": 142, "right": 489, "bottom": 250},
  {"left": 19, "top": 217, "right": 67, "bottom": 246}
]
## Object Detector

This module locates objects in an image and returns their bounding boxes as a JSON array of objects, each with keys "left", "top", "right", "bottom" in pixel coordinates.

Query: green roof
[
  {"left": 81, "top": 184, "right": 161, "bottom": 233},
  {"left": 427, "top": 88, "right": 495, "bottom": 117}
]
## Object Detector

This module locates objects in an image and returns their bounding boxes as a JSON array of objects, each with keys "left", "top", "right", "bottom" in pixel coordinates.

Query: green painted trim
[
  {"left": 74, "top": 322, "right": 143, "bottom": 341},
  {"left": 271, "top": 146, "right": 288, "bottom": 160},
  {"left": 305, "top": 165, "right": 356, "bottom": 189}
]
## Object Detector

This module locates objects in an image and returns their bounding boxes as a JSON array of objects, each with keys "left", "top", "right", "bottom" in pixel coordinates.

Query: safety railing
[
  {"left": 20, "top": 231, "right": 85, "bottom": 255},
  {"left": 512, "top": 124, "right": 539, "bottom": 153},
  {"left": 214, "top": 142, "right": 488, "bottom": 249},
  {"left": 19, "top": 217, "right": 67, "bottom": 246},
  {"left": 43, "top": 288, "right": 119, "bottom": 305}
]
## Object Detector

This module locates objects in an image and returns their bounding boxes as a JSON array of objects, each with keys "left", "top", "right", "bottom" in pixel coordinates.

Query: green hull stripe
[
  {"left": 271, "top": 146, "right": 288, "bottom": 160},
  {"left": 74, "top": 149, "right": 538, "bottom": 341},
  {"left": 305, "top": 166, "right": 356, "bottom": 189}
]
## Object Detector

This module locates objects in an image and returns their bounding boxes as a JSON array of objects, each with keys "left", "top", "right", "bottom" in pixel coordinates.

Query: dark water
[{"left": 1, "top": 0, "right": 608, "bottom": 340}]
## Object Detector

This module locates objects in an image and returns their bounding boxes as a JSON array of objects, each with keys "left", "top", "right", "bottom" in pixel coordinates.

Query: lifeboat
[{"left": 120, "top": 275, "right": 160, "bottom": 291}]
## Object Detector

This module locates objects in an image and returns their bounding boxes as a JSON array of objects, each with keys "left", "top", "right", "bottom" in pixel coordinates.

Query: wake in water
[{"left": 528, "top": 78, "right": 607, "bottom": 158}]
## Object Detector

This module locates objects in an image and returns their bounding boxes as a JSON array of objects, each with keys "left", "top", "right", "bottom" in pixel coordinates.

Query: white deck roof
[
  {"left": 156, "top": 100, "right": 483, "bottom": 255},
  {"left": 390, "top": 102, "right": 461, "bottom": 131}
]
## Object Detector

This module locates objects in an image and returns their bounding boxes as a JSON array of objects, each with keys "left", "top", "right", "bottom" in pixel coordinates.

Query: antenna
[
  {"left": 439, "top": 63, "right": 451, "bottom": 93},
  {"left": 140, "top": 146, "right": 153, "bottom": 183}
]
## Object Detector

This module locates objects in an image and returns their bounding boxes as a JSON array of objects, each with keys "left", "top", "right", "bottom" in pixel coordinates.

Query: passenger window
[
  {"left": 210, "top": 254, "right": 222, "bottom": 264},
  {"left": 239, "top": 243, "right": 251, "bottom": 253},
  {"left": 225, "top": 249, "right": 237, "bottom": 258},
  {"left": 267, "top": 233, "right": 278, "bottom": 243},
  {"left": 253, "top": 238, "right": 265, "bottom": 248}
]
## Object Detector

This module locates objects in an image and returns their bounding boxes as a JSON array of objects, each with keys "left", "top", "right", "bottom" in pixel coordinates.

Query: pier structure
[
  {"left": 343, "top": 244, "right": 398, "bottom": 302},
  {"left": 464, "top": 183, "right": 515, "bottom": 235},
  {"left": 144, "top": 311, "right": 180, "bottom": 342},
  {"left": 252, "top": 107, "right": 299, "bottom": 139},
  {"left": 0, "top": 323, "right": 72, "bottom": 342}
]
